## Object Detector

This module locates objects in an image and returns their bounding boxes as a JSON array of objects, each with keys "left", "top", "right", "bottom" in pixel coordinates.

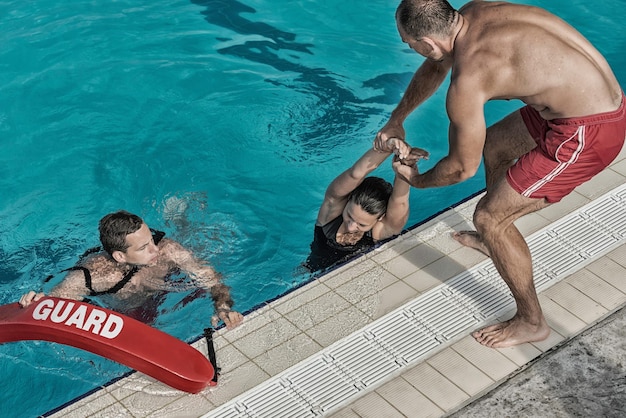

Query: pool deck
[{"left": 48, "top": 145, "right": 626, "bottom": 418}]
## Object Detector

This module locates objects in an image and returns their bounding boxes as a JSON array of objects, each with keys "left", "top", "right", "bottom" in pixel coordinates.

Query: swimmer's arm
[
  {"left": 49, "top": 269, "right": 90, "bottom": 300},
  {"left": 375, "top": 157, "right": 412, "bottom": 240},
  {"left": 19, "top": 270, "right": 87, "bottom": 308},
  {"left": 167, "top": 240, "right": 221, "bottom": 288},
  {"left": 205, "top": 280, "right": 244, "bottom": 330},
  {"left": 317, "top": 143, "right": 396, "bottom": 226},
  {"left": 168, "top": 240, "right": 243, "bottom": 329}
]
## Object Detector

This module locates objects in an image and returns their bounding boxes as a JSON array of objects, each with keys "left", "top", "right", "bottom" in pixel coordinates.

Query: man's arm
[
  {"left": 394, "top": 78, "right": 487, "bottom": 188},
  {"left": 376, "top": 58, "right": 452, "bottom": 146},
  {"left": 19, "top": 270, "right": 89, "bottom": 308},
  {"left": 49, "top": 269, "right": 91, "bottom": 300},
  {"left": 166, "top": 240, "right": 243, "bottom": 329}
]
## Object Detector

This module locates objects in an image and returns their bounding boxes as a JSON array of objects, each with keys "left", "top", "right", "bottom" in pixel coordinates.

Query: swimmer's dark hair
[
  {"left": 397, "top": 0, "right": 457, "bottom": 39},
  {"left": 99, "top": 210, "right": 144, "bottom": 256},
  {"left": 349, "top": 177, "right": 393, "bottom": 216}
]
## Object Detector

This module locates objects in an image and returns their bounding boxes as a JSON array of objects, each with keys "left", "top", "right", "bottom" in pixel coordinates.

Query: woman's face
[{"left": 342, "top": 201, "right": 382, "bottom": 233}]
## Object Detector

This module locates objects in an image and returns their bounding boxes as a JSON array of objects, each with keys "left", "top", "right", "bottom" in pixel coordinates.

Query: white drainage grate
[{"left": 203, "top": 183, "right": 626, "bottom": 418}]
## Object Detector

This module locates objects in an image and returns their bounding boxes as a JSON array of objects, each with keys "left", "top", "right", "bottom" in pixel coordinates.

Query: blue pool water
[{"left": 1, "top": 0, "right": 624, "bottom": 416}]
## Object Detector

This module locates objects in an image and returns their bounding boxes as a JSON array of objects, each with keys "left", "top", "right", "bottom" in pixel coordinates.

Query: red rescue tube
[{"left": 0, "top": 297, "right": 215, "bottom": 393}]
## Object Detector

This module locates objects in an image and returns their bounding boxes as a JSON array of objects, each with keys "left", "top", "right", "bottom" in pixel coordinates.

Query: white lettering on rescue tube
[{"left": 32, "top": 299, "right": 124, "bottom": 339}]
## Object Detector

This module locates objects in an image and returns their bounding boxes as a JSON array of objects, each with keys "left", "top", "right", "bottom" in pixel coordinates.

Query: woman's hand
[
  {"left": 376, "top": 137, "right": 412, "bottom": 160},
  {"left": 392, "top": 153, "right": 422, "bottom": 186}
]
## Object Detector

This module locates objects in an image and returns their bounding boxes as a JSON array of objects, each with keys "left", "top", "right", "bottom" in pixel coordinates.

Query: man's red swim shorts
[{"left": 507, "top": 93, "right": 626, "bottom": 203}]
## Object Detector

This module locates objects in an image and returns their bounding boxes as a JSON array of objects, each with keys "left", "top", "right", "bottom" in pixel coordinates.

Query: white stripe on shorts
[{"left": 521, "top": 125, "right": 585, "bottom": 198}]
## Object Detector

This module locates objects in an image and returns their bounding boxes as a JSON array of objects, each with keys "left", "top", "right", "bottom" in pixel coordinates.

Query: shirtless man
[
  {"left": 19, "top": 210, "right": 244, "bottom": 330},
  {"left": 377, "top": 0, "right": 625, "bottom": 347}
]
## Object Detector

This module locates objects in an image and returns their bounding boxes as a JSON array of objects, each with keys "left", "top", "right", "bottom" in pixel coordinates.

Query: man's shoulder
[
  {"left": 158, "top": 237, "right": 184, "bottom": 250},
  {"left": 448, "top": 64, "right": 490, "bottom": 100},
  {"left": 77, "top": 254, "right": 118, "bottom": 277},
  {"left": 158, "top": 238, "right": 194, "bottom": 261}
]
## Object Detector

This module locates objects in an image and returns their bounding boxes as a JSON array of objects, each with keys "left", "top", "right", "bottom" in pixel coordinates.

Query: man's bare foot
[
  {"left": 452, "top": 230, "right": 490, "bottom": 256},
  {"left": 472, "top": 316, "right": 550, "bottom": 348}
]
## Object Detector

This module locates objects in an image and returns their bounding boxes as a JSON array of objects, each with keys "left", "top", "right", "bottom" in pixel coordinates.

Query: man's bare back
[{"left": 454, "top": 1, "right": 622, "bottom": 119}]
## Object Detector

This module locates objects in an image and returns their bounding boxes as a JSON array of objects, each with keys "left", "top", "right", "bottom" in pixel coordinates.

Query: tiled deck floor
[{"left": 49, "top": 144, "right": 626, "bottom": 418}]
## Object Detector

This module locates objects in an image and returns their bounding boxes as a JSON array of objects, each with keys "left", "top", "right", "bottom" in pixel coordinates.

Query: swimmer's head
[
  {"left": 99, "top": 210, "right": 144, "bottom": 256},
  {"left": 341, "top": 177, "right": 393, "bottom": 233},
  {"left": 349, "top": 177, "right": 393, "bottom": 216}
]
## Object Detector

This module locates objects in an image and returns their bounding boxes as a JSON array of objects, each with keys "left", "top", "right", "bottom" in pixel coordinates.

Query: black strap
[
  {"left": 151, "top": 229, "right": 165, "bottom": 245},
  {"left": 203, "top": 328, "right": 220, "bottom": 384},
  {"left": 62, "top": 265, "right": 139, "bottom": 296}
]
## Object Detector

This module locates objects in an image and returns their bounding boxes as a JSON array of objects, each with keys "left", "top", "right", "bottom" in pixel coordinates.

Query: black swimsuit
[
  {"left": 64, "top": 265, "right": 140, "bottom": 296},
  {"left": 305, "top": 215, "right": 374, "bottom": 272},
  {"left": 64, "top": 229, "right": 166, "bottom": 296}
]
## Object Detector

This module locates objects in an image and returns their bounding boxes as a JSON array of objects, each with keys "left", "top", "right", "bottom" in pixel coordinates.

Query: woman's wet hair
[
  {"left": 99, "top": 210, "right": 144, "bottom": 256},
  {"left": 348, "top": 177, "right": 393, "bottom": 216},
  {"left": 397, "top": 0, "right": 457, "bottom": 40}
]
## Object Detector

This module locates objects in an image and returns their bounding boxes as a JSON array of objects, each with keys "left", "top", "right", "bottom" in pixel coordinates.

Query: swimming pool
[{"left": 1, "top": 0, "right": 623, "bottom": 416}]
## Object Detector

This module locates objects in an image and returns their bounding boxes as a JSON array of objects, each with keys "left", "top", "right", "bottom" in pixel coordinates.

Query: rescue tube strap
[{"left": 203, "top": 327, "right": 220, "bottom": 385}]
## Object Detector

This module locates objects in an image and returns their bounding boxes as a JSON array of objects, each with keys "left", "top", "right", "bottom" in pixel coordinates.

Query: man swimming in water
[
  {"left": 19, "top": 210, "right": 244, "bottom": 329},
  {"left": 378, "top": 0, "right": 625, "bottom": 347},
  {"left": 306, "top": 137, "right": 427, "bottom": 271}
]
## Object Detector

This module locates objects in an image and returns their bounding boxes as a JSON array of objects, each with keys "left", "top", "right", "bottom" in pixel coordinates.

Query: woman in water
[{"left": 306, "top": 138, "right": 428, "bottom": 271}]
